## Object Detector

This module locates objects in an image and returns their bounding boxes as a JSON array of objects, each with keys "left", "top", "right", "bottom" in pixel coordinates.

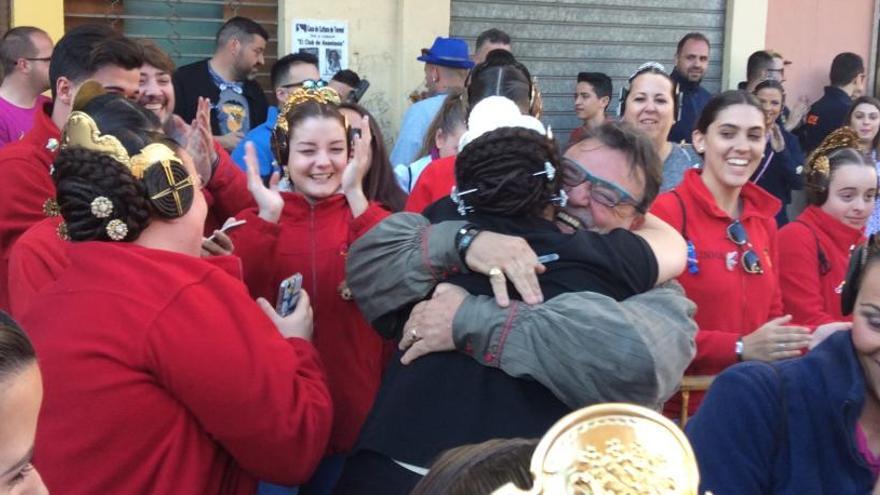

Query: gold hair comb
[
  {"left": 61, "top": 111, "right": 192, "bottom": 217},
  {"left": 806, "top": 126, "right": 861, "bottom": 178},
  {"left": 275, "top": 86, "right": 342, "bottom": 136}
]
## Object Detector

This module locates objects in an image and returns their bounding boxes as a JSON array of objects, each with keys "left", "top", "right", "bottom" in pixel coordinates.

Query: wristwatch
[
  {"left": 455, "top": 224, "right": 481, "bottom": 266},
  {"left": 735, "top": 337, "right": 744, "bottom": 362}
]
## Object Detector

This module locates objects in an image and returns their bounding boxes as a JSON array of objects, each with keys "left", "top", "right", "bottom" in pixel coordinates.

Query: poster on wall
[{"left": 291, "top": 19, "right": 348, "bottom": 80}]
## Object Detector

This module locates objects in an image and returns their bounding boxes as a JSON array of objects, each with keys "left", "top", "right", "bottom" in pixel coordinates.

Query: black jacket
[
  {"left": 172, "top": 59, "right": 269, "bottom": 136},
  {"left": 795, "top": 86, "right": 852, "bottom": 154},
  {"left": 669, "top": 68, "right": 712, "bottom": 144}
]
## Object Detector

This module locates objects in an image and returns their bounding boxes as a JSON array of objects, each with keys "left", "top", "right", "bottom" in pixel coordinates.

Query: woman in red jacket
[
  {"left": 19, "top": 93, "right": 332, "bottom": 494},
  {"left": 779, "top": 128, "right": 876, "bottom": 325},
  {"left": 229, "top": 86, "right": 390, "bottom": 491},
  {"left": 651, "top": 90, "right": 811, "bottom": 418}
]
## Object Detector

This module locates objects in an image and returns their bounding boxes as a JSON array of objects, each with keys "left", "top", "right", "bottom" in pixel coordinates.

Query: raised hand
[
  {"left": 341, "top": 115, "right": 372, "bottom": 217},
  {"left": 244, "top": 141, "right": 283, "bottom": 223}
]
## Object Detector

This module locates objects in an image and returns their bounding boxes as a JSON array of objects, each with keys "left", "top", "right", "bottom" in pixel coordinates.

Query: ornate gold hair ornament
[
  {"left": 61, "top": 111, "right": 191, "bottom": 217},
  {"left": 274, "top": 86, "right": 342, "bottom": 136},
  {"left": 806, "top": 126, "right": 861, "bottom": 178}
]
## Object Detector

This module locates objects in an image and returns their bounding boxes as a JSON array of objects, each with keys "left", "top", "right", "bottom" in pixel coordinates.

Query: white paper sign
[{"left": 291, "top": 19, "right": 348, "bottom": 80}]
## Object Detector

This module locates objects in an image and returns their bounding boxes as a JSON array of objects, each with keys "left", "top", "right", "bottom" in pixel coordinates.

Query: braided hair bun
[
  {"left": 54, "top": 147, "right": 151, "bottom": 241},
  {"left": 455, "top": 126, "right": 561, "bottom": 217},
  {"left": 53, "top": 93, "right": 194, "bottom": 242}
]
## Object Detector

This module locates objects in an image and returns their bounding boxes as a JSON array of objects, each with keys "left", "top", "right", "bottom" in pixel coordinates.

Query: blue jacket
[
  {"left": 231, "top": 105, "right": 279, "bottom": 179},
  {"left": 389, "top": 93, "right": 445, "bottom": 166},
  {"left": 686, "top": 331, "right": 874, "bottom": 494},
  {"left": 668, "top": 69, "right": 713, "bottom": 144},
  {"left": 796, "top": 86, "right": 852, "bottom": 154}
]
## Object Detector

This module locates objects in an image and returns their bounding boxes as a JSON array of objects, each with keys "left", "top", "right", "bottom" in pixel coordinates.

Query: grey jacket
[{"left": 346, "top": 212, "right": 697, "bottom": 409}]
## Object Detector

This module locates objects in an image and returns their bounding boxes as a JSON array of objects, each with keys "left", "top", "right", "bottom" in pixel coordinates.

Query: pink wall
[{"left": 765, "top": 0, "right": 874, "bottom": 105}]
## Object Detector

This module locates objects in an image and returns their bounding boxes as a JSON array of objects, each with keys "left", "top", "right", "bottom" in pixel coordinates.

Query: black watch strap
[{"left": 455, "top": 224, "right": 481, "bottom": 267}]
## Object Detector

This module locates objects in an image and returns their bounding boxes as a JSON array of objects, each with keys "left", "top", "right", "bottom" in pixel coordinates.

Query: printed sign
[{"left": 291, "top": 19, "right": 348, "bottom": 80}]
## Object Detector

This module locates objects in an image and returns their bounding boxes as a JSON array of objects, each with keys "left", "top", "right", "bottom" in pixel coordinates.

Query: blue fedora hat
[{"left": 417, "top": 37, "right": 474, "bottom": 69}]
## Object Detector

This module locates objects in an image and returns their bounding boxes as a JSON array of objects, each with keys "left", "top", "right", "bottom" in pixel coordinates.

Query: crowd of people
[{"left": 0, "top": 14, "right": 879, "bottom": 495}]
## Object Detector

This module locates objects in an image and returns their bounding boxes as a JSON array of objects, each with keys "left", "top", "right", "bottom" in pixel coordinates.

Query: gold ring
[{"left": 488, "top": 267, "right": 504, "bottom": 278}]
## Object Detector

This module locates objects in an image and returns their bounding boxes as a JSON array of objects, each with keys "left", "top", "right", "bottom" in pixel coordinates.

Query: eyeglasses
[
  {"left": 726, "top": 220, "right": 764, "bottom": 274},
  {"left": 280, "top": 79, "right": 328, "bottom": 90},
  {"left": 24, "top": 57, "right": 51, "bottom": 62},
  {"left": 561, "top": 157, "right": 645, "bottom": 213}
]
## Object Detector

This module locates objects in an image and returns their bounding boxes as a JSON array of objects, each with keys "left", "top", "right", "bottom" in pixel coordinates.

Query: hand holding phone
[
  {"left": 206, "top": 218, "right": 246, "bottom": 243},
  {"left": 257, "top": 286, "right": 313, "bottom": 341},
  {"left": 275, "top": 273, "right": 303, "bottom": 317}
]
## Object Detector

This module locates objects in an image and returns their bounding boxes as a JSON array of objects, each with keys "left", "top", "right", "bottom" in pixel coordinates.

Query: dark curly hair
[
  {"left": 53, "top": 93, "right": 191, "bottom": 242},
  {"left": 454, "top": 126, "right": 561, "bottom": 217}
]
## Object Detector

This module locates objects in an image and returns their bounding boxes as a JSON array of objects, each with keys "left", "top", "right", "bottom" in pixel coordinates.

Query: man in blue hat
[{"left": 389, "top": 36, "right": 473, "bottom": 167}]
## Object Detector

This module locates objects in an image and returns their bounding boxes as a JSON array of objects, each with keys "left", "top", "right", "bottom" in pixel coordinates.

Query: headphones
[
  {"left": 617, "top": 62, "right": 682, "bottom": 121},
  {"left": 841, "top": 234, "right": 876, "bottom": 316}
]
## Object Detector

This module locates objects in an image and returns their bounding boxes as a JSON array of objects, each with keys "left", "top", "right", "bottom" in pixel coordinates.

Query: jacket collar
[
  {"left": 280, "top": 190, "right": 348, "bottom": 212},
  {"left": 21, "top": 102, "right": 61, "bottom": 172},
  {"left": 679, "top": 168, "right": 781, "bottom": 222},
  {"left": 800, "top": 204, "right": 866, "bottom": 251},
  {"left": 670, "top": 67, "right": 702, "bottom": 93},
  {"left": 824, "top": 85, "right": 853, "bottom": 105}
]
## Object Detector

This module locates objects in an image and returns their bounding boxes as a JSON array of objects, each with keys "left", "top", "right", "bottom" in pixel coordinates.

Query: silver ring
[
  {"left": 410, "top": 328, "right": 420, "bottom": 341},
  {"left": 777, "top": 342, "right": 785, "bottom": 351}
]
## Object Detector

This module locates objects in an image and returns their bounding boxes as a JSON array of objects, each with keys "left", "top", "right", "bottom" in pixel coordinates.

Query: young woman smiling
[
  {"left": 229, "top": 87, "right": 390, "bottom": 488},
  {"left": 779, "top": 128, "right": 876, "bottom": 325},
  {"left": 620, "top": 62, "right": 700, "bottom": 192},
  {"left": 651, "top": 90, "right": 810, "bottom": 419},
  {"left": 847, "top": 96, "right": 880, "bottom": 234},
  {"left": 750, "top": 79, "right": 804, "bottom": 227}
]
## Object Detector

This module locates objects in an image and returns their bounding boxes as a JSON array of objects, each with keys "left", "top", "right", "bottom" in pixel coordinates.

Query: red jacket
[
  {"left": 20, "top": 242, "right": 332, "bottom": 494},
  {"left": 203, "top": 143, "right": 255, "bottom": 234},
  {"left": 7, "top": 216, "right": 65, "bottom": 317},
  {"left": 778, "top": 205, "right": 863, "bottom": 326},
  {"left": 404, "top": 155, "right": 455, "bottom": 213},
  {"left": 230, "top": 193, "right": 389, "bottom": 454},
  {"left": 652, "top": 169, "right": 783, "bottom": 416},
  {"left": 7, "top": 215, "right": 246, "bottom": 317},
  {"left": 0, "top": 104, "right": 59, "bottom": 311}
]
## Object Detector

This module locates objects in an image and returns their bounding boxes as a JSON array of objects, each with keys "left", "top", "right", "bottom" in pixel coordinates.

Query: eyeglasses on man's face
[{"left": 561, "top": 157, "right": 645, "bottom": 213}]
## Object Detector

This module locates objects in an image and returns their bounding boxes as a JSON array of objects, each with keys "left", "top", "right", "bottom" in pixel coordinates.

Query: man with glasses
[
  {"left": 344, "top": 121, "right": 695, "bottom": 416},
  {"left": 231, "top": 52, "right": 320, "bottom": 182},
  {"left": 0, "top": 27, "right": 53, "bottom": 146}
]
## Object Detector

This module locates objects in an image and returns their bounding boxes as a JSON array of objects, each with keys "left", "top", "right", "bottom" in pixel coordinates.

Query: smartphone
[
  {"left": 207, "top": 218, "right": 246, "bottom": 243},
  {"left": 275, "top": 273, "right": 303, "bottom": 317},
  {"left": 348, "top": 126, "right": 362, "bottom": 145},
  {"left": 347, "top": 79, "right": 370, "bottom": 103}
]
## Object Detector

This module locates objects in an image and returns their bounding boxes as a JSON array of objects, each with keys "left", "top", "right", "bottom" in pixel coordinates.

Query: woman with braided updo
[
  {"left": 228, "top": 85, "right": 391, "bottom": 492},
  {"left": 778, "top": 127, "right": 876, "bottom": 326},
  {"left": 15, "top": 92, "right": 332, "bottom": 495},
  {"left": 334, "top": 96, "right": 686, "bottom": 494}
]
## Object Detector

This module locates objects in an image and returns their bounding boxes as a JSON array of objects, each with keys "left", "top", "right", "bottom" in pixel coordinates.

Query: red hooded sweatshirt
[
  {"left": 20, "top": 242, "right": 332, "bottom": 494},
  {"left": 778, "top": 205, "right": 863, "bottom": 326},
  {"left": 652, "top": 169, "right": 784, "bottom": 417},
  {"left": 0, "top": 104, "right": 59, "bottom": 311},
  {"left": 404, "top": 155, "right": 456, "bottom": 213},
  {"left": 229, "top": 193, "right": 389, "bottom": 454}
]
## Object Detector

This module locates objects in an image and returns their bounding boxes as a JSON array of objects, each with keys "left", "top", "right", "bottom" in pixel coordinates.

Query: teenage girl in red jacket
[
  {"left": 651, "top": 90, "right": 812, "bottom": 418},
  {"left": 778, "top": 128, "right": 876, "bottom": 326},
  {"left": 229, "top": 87, "right": 390, "bottom": 475}
]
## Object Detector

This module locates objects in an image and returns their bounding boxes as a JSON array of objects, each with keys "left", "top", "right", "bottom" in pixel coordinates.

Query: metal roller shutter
[
  {"left": 64, "top": 0, "right": 278, "bottom": 98},
  {"left": 451, "top": 0, "right": 726, "bottom": 142}
]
